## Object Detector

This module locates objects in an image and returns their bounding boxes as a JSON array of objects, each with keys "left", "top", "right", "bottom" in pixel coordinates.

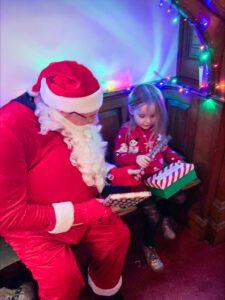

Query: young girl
[{"left": 114, "top": 84, "right": 183, "bottom": 272}]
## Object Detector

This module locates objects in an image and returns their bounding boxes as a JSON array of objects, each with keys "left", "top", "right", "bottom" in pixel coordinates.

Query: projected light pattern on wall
[{"left": 0, "top": 0, "right": 179, "bottom": 105}]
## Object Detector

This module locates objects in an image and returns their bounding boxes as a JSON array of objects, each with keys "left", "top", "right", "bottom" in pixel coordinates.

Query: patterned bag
[
  {"left": 0, "top": 282, "right": 36, "bottom": 300},
  {"left": 100, "top": 191, "right": 151, "bottom": 209}
]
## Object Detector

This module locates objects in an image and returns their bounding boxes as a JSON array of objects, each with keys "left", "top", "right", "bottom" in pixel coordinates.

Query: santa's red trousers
[{"left": 4, "top": 214, "right": 130, "bottom": 300}]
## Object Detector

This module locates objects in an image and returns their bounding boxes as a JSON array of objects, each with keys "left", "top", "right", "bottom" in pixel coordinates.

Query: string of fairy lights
[
  {"left": 156, "top": 0, "right": 224, "bottom": 99},
  {"left": 104, "top": 0, "right": 224, "bottom": 103}
]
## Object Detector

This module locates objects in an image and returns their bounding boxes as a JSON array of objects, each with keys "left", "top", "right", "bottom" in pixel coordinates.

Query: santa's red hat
[{"left": 28, "top": 60, "right": 103, "bottom": 113}]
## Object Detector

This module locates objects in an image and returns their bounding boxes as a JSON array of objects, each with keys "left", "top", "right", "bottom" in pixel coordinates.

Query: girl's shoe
[
  {"left": 143, "top": 246, "right": 164, "bottom": 272},
  {"left": 162, "top": 217, "right": 176, "bottom": 240}
]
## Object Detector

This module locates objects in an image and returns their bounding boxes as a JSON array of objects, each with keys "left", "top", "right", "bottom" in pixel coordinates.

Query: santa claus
[{"left": 0, "top": 61, "right": 141, "bottom": 300}]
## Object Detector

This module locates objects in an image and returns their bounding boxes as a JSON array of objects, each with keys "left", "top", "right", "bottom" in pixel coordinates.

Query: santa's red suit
[{"left": 0, "top": 61, "right": 139, "bottom": 300}]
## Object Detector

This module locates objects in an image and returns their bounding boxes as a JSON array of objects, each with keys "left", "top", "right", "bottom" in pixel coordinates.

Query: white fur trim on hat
[
  {"left": 49, "top": 201, "right": 74, "bottom": 234},
  {"left": 27, "top": 87, "right": 39, "bottom": 97},
  {"left": 40, "top": 78, "right": 103, "bottom": 113},
  {"left": 88, "top": 272, "right": 122, "bottom": 296}
]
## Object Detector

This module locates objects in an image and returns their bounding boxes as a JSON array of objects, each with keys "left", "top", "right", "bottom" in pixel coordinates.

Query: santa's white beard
[{"left": 35, "top": 101, "right": 107, "bottom": 193}]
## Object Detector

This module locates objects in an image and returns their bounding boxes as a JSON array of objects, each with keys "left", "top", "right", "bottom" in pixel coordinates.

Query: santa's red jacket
[{"left": 0, "top": 100, "right": 130, "bottom": 299}]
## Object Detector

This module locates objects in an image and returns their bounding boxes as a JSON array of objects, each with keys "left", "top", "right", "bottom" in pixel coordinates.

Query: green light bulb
[{"left": 171, "top": 78, "right": 177, "bottom": 84}]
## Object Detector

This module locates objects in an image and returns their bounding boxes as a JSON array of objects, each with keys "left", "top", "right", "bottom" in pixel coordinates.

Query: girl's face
[
  {"left": 130, "top": 103, "right": 158, "bottom": 130},
  {"left": 61, "top": 110, "right": 99, "bottom": 126}
]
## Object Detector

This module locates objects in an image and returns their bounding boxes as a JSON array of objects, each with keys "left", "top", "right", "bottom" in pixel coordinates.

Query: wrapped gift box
[
  {"left": 145, "top": 162, "right": 197, "bottom": 199},
  {"left": 99, "top": 191, "right": 151, "bottom": 209}
]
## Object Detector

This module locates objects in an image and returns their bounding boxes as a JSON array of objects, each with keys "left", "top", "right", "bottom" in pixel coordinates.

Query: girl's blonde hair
[{"left": 127, "top": 84, "right": 168, "bottom": 136}]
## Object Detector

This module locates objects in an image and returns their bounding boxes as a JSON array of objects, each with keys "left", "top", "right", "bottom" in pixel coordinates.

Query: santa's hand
[
  {"left": 136, "top": 155, "right": 151, "bottom": 168},
  {"left": 73, "top": 199, "right": 114, "bottom": 225},
  {"left": 96, "top": 199, "right": 122, "bottom": 214},
  {"left": 111, "top": 206, "right": 121, "bottom": 213},
  {"left": 108, "top": 166, "right": 141, "bottom": 186}
]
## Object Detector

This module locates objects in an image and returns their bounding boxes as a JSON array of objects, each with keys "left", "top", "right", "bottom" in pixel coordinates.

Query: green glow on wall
[{"left": 201, "top": 98, "right": 217, "bottom": 112}]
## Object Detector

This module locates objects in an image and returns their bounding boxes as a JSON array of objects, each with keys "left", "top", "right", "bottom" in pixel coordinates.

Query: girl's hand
[{"left": 136, "top": 155, "right": 151, "bottom": 168}]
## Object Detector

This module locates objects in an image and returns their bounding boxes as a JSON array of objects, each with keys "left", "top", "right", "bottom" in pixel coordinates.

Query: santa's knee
[
  {"left": 112, "top": 219, "right": 130, "bottom": 253},
  {"left": 38, "top": 261, "right": 85, "bottom": 300}
]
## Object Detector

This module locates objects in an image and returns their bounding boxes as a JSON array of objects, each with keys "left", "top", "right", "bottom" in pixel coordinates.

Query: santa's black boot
[{"left": 99, "top": 291, "right": 125, "bottom": 300}]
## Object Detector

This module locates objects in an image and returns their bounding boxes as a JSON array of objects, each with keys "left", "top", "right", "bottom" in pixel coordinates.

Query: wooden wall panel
[
  {"left": 100, "top": 108, "right": 124, "bottom": 162},
  {"left": 192, "top": 102, "right": 222, "bottom": 184},
  {"left": 99, "top": 93, "right": 128, "bottom": 162},
  {"left": 183, "top": 98, "right": 199, "bottom": 160},
  {"left": 206, "top": 104, "right": 225, "bottom": 244},
  {"left": 167, "top": 103, "right": 189, "bottom": 155},
  {"left": 163, "top": 90, "right": 199, "bottom": 161},
  {"left": 215, "top": 155, "right": 225, "bottom": 205}
]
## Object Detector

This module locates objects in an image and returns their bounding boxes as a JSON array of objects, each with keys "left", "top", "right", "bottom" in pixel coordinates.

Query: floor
[
  {"left": 1, "top": 210, "right": 225, "bottom": 300},
  {"left": 79, "top": 211, "right": 225, "bottom": 300}
]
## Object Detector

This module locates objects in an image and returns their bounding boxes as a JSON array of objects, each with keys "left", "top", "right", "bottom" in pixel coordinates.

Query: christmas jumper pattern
[{"left": 114, "top": 125, "right": 182, "bottom": 176}]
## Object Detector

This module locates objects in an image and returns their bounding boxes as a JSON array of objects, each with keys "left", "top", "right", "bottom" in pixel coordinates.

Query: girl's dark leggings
[{"left": 137, "top": 197, "right": 174, "bottom": 247}]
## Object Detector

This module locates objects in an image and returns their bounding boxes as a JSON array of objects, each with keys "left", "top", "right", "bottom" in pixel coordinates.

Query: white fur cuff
[
  {"left": 49, "top": 202, "right": 74, "bottom": 234},
  {"left": 105, "top": 162, "right": 115, "bottom": 185},
  {"left": 88, "top": 273, "right": 122, "bottom": 296}
]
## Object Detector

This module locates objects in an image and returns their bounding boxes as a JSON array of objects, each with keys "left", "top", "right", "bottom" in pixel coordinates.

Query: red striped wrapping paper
[{"left": 145, "top": 163, "right": 194, "bottom": 189}]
